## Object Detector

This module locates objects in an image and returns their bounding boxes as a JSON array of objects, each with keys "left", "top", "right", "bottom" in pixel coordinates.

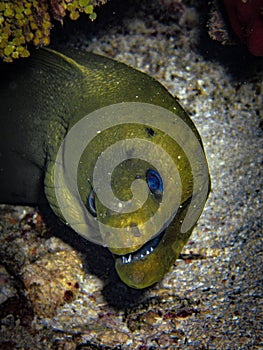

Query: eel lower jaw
[{"left": 113, "top": 229, "right": 166, "bottom": 265}]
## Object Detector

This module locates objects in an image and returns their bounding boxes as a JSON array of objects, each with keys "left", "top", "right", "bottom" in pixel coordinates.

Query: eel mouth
[{"left": 114, "top": 229, "right": 166, "bottom": 265}]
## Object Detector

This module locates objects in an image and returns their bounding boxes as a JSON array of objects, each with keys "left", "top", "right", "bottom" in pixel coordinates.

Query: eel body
[{"left": 0, "top": 48, "right": 210, "bottom": 288}]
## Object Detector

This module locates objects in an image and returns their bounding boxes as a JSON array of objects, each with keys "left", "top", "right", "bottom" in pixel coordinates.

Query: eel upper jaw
[{"left": 114, "top": 229, "right": 166, "bottom": 265}]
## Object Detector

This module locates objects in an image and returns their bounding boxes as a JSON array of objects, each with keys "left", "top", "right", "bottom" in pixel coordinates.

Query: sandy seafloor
[{"left": 0, "top": 0, "right": 262, "bottom": 349}]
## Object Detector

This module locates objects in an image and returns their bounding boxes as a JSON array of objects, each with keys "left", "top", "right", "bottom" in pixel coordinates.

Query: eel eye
[
  {"left": 87, "top": 190, "right": 97, "bottom": 217},
  {"left": 146, "top": 169, "right": 163, "bottom": 197}
]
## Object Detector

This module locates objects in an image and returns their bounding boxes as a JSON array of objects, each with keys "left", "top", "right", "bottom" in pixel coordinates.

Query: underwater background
[{"left": 0, "top": 0, "right": 262, "bottom": 348}]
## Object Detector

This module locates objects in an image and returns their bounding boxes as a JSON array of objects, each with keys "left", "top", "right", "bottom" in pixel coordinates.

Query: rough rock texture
[{"left": 0, "top": 0, "right": 262, "bottom": 348}]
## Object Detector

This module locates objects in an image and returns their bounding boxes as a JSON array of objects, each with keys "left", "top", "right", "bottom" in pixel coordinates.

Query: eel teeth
[
  {"left": 118, "top": 230, "right": 165, "bottom": 265},
  {"left": 122, "top": 254, "right": 132, "bottom": 264}
]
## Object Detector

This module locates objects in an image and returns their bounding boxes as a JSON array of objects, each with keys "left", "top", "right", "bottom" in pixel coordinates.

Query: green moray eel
[{"left": 0, "top": 48, "right": 210, "bottom": 289}]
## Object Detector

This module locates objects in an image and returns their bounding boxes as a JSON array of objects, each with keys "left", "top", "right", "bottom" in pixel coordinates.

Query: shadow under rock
[
  {"left": 50, "top": 0, "right": 263, "bottom": 82},
  {"left": 196, "top": 2, "right": 263, "bottom": 81},
  {"left": 50, "top": 0, "right": 147, "bottom": 48}
]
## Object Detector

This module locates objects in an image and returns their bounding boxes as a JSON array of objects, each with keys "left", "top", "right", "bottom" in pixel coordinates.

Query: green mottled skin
[{"left": 0, "top": 48, "right": 210, "bottom": 289}]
